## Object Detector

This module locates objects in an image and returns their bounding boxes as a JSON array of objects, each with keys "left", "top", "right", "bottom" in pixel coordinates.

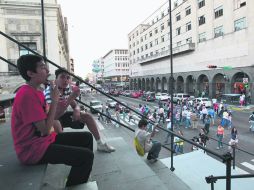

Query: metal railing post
[
  {"left": 224, "top": 152, "right": 232, "bottom": 190},
  {"left": 41, "top": 0, "right": 47, "bottom": 63},
  {"left": 168, "top": 0, "right": 175, "bottom": 172},
  {"left": 211, "top": 182, "right": 214, "bottom": 190},
  {"left": 233, "top": 146, "right": 236, "bottom": 170}
]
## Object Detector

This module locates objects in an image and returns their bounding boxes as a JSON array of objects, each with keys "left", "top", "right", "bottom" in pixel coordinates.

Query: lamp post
[
  {"left": 168, "top": 0, "right": 175, "bottom": 172},
  {"left": 41, "top": 0, "right": 46, "bottom": 63}
]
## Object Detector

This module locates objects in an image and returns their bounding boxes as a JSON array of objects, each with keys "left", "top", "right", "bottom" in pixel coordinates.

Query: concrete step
[
  {"left": 160, "top": 150, "right": 254, "bottom": 190},
  {"left": 0, "top": 121, "right": 47, "bottom": 190},
  {"left": 91, "top": 136, "right": 192, "bottom": 190}
]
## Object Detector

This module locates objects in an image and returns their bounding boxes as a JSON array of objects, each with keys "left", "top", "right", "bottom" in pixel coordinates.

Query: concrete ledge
[
  {"left": 91, "top": 137, "right": 168, "bottom": 190},
  {"left": 0, "top": 121, "right": 47, "bottom": 190}
]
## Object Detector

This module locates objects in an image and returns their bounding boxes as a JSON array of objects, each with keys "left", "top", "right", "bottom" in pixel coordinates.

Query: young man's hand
[
  {"left": 50, "top": 82, "right": 60, "bottom": 103},
  {"left": 70, "top": 86, "right": 80, "bottom": 99}
]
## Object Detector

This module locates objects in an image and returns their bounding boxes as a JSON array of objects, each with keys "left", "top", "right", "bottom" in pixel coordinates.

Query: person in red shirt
[{"left": 11, "top": 54, "right": 94, "bottom": 187}]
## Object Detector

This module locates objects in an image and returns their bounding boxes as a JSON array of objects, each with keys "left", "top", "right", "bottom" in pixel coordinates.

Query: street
[{"left": 82, "top": 92, "right": 254, "bottom": 174}]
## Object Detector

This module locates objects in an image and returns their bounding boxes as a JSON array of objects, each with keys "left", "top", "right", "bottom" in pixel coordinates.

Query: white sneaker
[{"left": 97, "top": 143, "right": 115, "bottom": 153}]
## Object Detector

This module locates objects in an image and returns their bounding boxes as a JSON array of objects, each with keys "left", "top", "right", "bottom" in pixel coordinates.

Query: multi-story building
[
  {"left": 128, "top": 0, "right": 254, "bottom": 99},
  {"left": 0, "top": 0, "right": 70, "bottom": 75},
  {"left": 103, "top": 49, "right": 129, "bottom": 88}
]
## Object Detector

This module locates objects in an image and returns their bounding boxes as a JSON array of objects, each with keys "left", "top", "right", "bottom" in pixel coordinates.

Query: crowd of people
[{"left": 132, "top": 97, "right": 243, "bottom": 159}]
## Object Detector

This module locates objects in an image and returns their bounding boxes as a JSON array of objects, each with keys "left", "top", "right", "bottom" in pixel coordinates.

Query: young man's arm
[{"left": 35, "top": 85, "right": 59, "bottom": 136}]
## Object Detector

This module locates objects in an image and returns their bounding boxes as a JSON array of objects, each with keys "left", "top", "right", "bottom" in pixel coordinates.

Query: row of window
[
  {"left": 115, "top": 56, "right": 129, "bottom": 61},
  {"left": 130, "top": 0, "right": 246, "bottom": 44},
  {"left": 115, "top": 63, "right": 129, "bottom": 67},
  {"left": 130, "top": 21, "right": 170, "bottom": 49},
  {"left": 115, "top": 69, "right": 129, "bottom": 72},
  {"left": 129, "top": 17, "right": 246, "bottom": 59},
  {"left": 130, "top": 13, "right": 246, "bottom": 54},
  {"left": 198, "top": 17, "right": 246, "bottom": 42},
  {"left": 130, "top": 5, "right": 234, "bottom": 49},
  {"left": 115, "top": 50, "right": 128, "bottom": 54}
]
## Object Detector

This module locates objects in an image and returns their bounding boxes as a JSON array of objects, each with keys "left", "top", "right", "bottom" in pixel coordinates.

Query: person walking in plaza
[
  {"left": 11, "top": 55, "right": 94, "bottom": 187},
  {"left": 98, "top": 103, "right": 104, "bottom": 122},
  {"left": 105, "top": 106, "right": 112, "bottom": 124},
  {"left": 114, "top": 103, "right": 121, "bottom": 127},
  {"left": 164, "top": 119, "right": 172, "bottom": 144},
  {"left": 216, "top": 124, "right": 225, "bottom": 150},
  {"left": 239, "top": 94, "right": 245, "bottom": 107},
  {"left": 44, "top": 68, "right": 115, "bottom": 153},
  {"left": 201, "top": 106, "right": 208, "bottom": 124},
  {"left": 208, "top": 108, "right": 215, "bottom": 126},
  {"left": 191, "top": 111, "right": 198, "bottom": 129},
  {"left": 158, "top": 106, "right": 165, "bottom": 124},
  {"left": 135, "top": 119, "right": 161, "bottom": 162},
  {"left": 228, "top": 127, "right": 238, "bottom": 153},
  {"left": 249, "top": 111, "right": 254, "bottom": 132},
  {"left": 204, "top": 114, "right": 211, "bottom": 134},
  {"left": 185, "top": 109, "right": 192, "bottom": 129}
]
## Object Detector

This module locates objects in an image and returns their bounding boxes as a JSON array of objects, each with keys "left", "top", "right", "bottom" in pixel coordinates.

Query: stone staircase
[{"left": 0, "top": 119, "right": 193, "bottom": 190}]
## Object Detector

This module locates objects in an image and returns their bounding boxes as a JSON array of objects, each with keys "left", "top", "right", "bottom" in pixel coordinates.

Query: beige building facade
[
  {"left": 0, "top": 0, "right": 70, "bottom": 75},
  {"left": 128, "top": 0, "right": 254, "bottom": 98}
]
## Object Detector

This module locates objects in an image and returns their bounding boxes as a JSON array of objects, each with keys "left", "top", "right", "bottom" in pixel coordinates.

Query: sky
[{"left": 57, "top": 0, "right": 168, "bottom": 78}]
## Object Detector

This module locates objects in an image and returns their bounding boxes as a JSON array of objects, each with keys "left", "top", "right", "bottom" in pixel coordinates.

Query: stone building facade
[
  {"left": 0, "top": 0, "right": 70, "bottom": 75},
  {"left": 128, "top": 0, "right": 254, "bottom": 99}
]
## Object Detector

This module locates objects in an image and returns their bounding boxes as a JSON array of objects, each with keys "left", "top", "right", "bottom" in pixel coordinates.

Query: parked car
[
  {"left": 173, "top": 93, "right": 190, "bottom": 104},
  {"left": 142, "top": 92, "right": 156, "bottom": 101},
  {"left": 155, "top": 92, "right": 170, "bottom": 101},
  {"left": 106, "top": 99, "right": 117, "bottom": 108},
  {"left": 90, "top": 100, "right": 102, "bottom": 114},
  {"left": 79, "top": 84, "right": 91, "bottom": 94},
  {"left": 123, "top": 90, "right": 131, "bottom": 97},
  {"left": 130, "top": 91, "right": 140, "bottom": 98},
  {"left": 110, "top": 90, "right": 120, "bottom": 97},
  {"left": 195, "top": 97, "right": 212, "bottom": 107}
]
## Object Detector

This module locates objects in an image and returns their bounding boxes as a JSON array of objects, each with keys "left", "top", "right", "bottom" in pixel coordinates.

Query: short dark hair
[
  {"left": 138, "top": 119, "right": 148, "bottom": 128},
  {"left": 55, "top": 68, "right": 68, "bottom": 78},
  {"left": 17, "top": 54, "right": 43, "bottom": 81}
]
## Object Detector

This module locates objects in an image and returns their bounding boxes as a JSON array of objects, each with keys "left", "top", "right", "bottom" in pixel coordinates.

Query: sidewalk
[{"left": 227, "top": 104, "right": 254, "bottom": 112}]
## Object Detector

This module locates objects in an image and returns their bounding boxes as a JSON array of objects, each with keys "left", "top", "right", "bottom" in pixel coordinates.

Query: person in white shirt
[{"left": 135, "top": 119, "right": 161, "bottom": 162}]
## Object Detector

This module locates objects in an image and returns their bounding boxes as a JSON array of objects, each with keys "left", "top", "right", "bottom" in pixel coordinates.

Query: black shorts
[{"left": 59, "top": 111, "right": 84, "bottom": 129}]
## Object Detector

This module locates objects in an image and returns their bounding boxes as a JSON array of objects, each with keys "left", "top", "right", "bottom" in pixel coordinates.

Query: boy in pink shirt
[{"left": 11, "top": 54, "right": 94, "bottom": 187}]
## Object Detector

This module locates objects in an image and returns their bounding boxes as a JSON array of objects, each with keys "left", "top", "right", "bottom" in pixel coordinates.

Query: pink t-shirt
[{"left": 11, "top": 85, "right": 56, "bottom": 165}]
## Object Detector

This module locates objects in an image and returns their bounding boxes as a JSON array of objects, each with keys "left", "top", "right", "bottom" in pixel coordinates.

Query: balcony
[{"left": 138, "top": 43, "right": 195, "bottom": 65}]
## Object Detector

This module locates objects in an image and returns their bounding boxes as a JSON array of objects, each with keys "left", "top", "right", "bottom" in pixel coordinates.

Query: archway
[
  {"left": 130, "top": 79, "right": 133, "bottom": 90},
  {"left": 141, "top": 78, "right": 145, "bottom": 91},
  {"left": 151, "top": 78, "right": 155, "bottom": 92},
  {"left": 146, "top": 78, "right": 150, "bottom": 91},
  {"left": 186, "top": 75, "right": 195, "bottom": 95},
  {"left": 156, "top": 77, "right": 161, "bottom": 92},
  {"left": 212, "top": 73, "right": 225, "bottom": 98},
  {"left": 138, "top": 78, "right": 141, "bottom": 90},
  {"left": 162, "top": 77, "right": 167, "bottom": 92},
  {"left": 197, "top": 74, "right": 209, "bottom": 97},
  {"left": 231, "top": 72, "right": 250, "bottom": 94},
  {"left": 134, "top": 79, "right": 137, "bottom": 90},
  {"left": 176, "top": 76, "right": 184, "bottom": 93}
]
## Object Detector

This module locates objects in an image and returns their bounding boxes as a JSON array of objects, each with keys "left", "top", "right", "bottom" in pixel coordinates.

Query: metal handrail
[{"left": 206, "top": 173, "right": 254, "bottom": 190}]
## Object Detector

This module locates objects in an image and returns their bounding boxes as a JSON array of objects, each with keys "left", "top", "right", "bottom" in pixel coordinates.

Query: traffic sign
[{"left": 243, "top": 78, "right": 248, "bottom": 84}]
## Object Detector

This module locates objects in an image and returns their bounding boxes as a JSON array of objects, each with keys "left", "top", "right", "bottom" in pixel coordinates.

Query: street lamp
[{"left": 168, "top": 0, "right": 175, "bottom": 172}]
